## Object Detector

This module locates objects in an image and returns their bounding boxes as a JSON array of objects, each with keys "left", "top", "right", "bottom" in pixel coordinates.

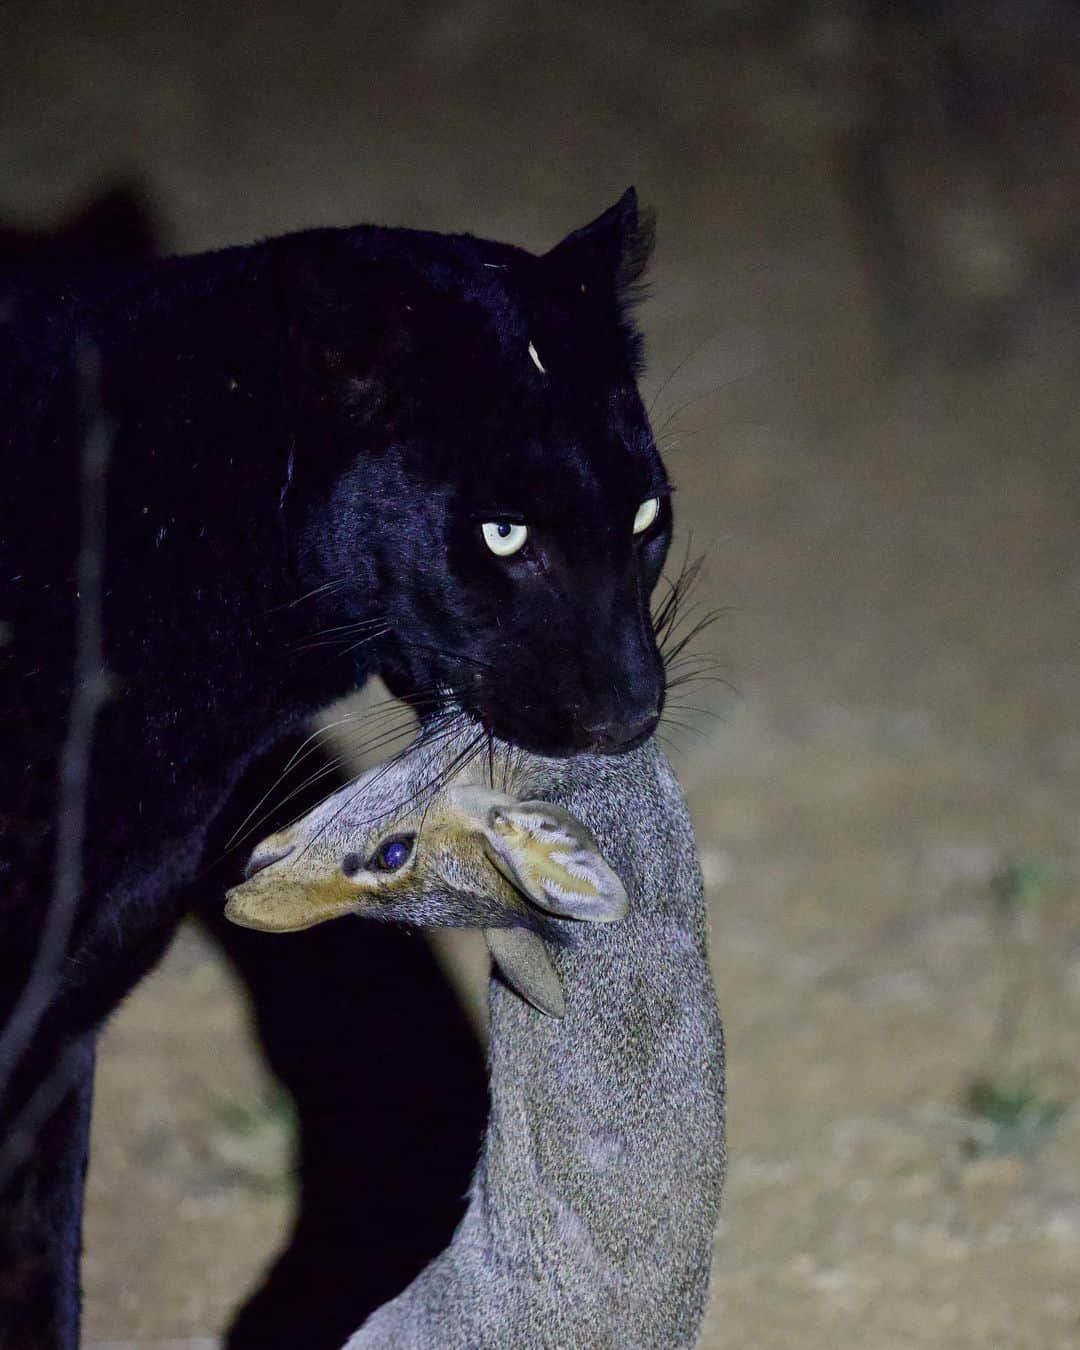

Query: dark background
[{"left": 4, "top": 3, "right": 1078, "bottom": 1345}]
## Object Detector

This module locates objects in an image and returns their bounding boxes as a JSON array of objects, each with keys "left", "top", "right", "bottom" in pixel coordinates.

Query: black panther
[{"left": 0, "top": 187, "right": 672, "bottom": 1347}]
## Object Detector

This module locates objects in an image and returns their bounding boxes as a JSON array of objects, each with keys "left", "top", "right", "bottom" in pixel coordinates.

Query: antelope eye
[
  {"left": 370, "top": 834, "right": 414, "bottom": 872},
  {"left": 633, "top": 497, "right": 660, "bottom": 534},
  {"left": 481, "top": 521, "right": 528, "bottom": 557}
]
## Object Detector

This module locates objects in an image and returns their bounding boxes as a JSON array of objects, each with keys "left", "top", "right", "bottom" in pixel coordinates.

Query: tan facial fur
[
  {"left": 224, "top": 737, "right": 628, "bottom": 1017},
  {"left": 224, "top": 750, "right": 628, "bottom": 936}
]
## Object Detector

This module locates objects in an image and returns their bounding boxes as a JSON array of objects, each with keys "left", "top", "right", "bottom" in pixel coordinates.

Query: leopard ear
[
  {"left": 544, "top": 187, "right": 655, "bottom": 292},
  {"left": 478, "top": 798, "right": 628, "bottom": 924}
]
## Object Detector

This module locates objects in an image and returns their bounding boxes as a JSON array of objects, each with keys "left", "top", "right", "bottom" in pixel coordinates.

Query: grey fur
[
  {"left": 345, "top": 740, "right": 725, "bottom": 1349},
  {"left": 484, "top": 927, "right": 567, "bottom": 1019}
]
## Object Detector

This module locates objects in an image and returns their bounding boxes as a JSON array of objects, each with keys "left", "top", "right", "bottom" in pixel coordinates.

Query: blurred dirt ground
[{"left": 3, "top": 2, "right": 1078, "bottom": 1346}]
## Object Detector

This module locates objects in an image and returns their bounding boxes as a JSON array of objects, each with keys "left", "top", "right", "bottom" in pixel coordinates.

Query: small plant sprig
[
  {"left": 991, "top": 855, "right": 1056, "bottom": 920},
  {"left": 962, "top": 1074, "right": 1067, "bottom": 1159},
  {"left": 959, "top": 852, "right": 1071, "bottom": 1159}
]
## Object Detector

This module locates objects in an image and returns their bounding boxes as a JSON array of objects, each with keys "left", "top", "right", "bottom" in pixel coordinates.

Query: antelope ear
[
  {"left": 484, "top": 927, "right": 565, "bottom": 1019},
  {"left": 480, "top": 799, "right": 629, "bottom": 923}
]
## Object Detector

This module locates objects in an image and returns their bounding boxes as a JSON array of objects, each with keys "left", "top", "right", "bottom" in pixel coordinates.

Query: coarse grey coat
[{"left": 346, "top": 741, "right": 725, "bottom": 1349}]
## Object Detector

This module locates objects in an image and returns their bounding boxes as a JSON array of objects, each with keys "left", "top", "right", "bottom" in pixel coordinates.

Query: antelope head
[{"left": 225, "top": 742, "right": 628, "bottom": 1017}]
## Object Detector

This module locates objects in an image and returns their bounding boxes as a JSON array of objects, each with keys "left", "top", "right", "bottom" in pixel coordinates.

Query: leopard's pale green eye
[
  {"left": 633, "top": 497, "right": 660, "bottom": 534},
  {"left": 482, "top": 521, "right": 528, "bottom": 557}
]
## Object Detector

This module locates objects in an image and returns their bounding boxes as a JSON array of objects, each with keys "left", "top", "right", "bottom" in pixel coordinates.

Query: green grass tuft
[
  {"left": 991, "top": 856, "right": 1055, "bottom": 915},
  {"left": 963, "top": 1075, "right": 1067, "bottom": 1158}
]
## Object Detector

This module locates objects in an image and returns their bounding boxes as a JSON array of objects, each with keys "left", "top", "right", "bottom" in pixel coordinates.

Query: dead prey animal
[{"left": 224, "top": 734, "right": 629, "bottom": 1017}]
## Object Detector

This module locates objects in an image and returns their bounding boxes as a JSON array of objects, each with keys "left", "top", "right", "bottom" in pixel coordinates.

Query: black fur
[
  {"left": 0, "top": 188, "right": 671, "bottom": 1347},
  {"left": 191, "top": 738, "right": 490, "bottom": 1350}
]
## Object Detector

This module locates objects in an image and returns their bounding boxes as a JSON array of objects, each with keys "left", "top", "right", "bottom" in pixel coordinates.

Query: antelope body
[{"left": 227, "top": 734, "right": 726, "bottom": 1349}]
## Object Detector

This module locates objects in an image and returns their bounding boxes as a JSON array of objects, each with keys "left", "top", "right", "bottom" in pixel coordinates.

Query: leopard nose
[{"left": 582, "top": 708, "right": 659, "bottom": 753}]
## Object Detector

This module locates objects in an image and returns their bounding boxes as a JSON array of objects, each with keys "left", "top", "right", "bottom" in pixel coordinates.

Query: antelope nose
[{"left": 244, "top": 843, "right": 295, "bottom": 879}]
